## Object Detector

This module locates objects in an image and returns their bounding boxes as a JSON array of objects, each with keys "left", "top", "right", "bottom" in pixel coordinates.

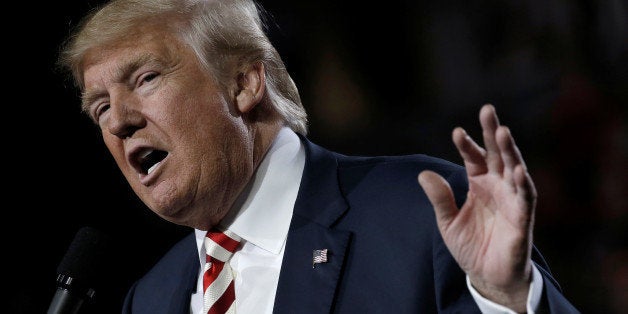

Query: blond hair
[{"left": 58, "top": 0, "right": 308, "bottom": 135}]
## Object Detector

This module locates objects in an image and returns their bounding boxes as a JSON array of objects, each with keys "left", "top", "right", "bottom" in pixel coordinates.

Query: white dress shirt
[
  {"left": 189, "top": 127, "right": 543, "bottom": 313},
  {"left": 190, "top": 127, "right": 305, "bottom": 314}
]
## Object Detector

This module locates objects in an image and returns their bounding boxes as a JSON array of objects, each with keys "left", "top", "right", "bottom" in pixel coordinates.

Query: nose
[{"left": 105, "top": 93, "right": 146, "bottom": 139}]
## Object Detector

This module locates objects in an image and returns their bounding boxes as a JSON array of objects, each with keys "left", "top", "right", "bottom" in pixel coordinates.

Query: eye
[
  {"left": 91, "top": 102, "right": 110, "bottom": 124},
  {"left": 138, "top": 72, "right": 158, "bottom": 86}
]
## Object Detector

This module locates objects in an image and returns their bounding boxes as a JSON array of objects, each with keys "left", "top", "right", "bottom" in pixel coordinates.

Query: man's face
[{"left": 81, "top": 29, "right": 255, "bottom": 229}]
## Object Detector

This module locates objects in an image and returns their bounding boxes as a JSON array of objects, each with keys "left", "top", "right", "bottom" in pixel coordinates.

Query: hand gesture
[{"left": 418, "top": 104, "right": 537, "bottom": 312}]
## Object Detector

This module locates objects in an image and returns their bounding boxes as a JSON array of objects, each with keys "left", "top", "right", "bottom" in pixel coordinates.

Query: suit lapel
[
  {"left": 167, "top": 236, "right": 199, "bottom": 314},
  {"left": 273, "top": 137, "right": 351, "bottom": 314}
]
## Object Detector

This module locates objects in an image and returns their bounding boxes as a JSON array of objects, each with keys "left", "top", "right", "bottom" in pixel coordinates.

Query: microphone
[{"left": 48, "top": 226, "right": 111, "bottom": 314}]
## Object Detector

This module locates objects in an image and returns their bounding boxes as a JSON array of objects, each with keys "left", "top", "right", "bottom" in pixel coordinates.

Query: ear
[{"left": 235, "top": 62, "right": 266, "bottom": 114}]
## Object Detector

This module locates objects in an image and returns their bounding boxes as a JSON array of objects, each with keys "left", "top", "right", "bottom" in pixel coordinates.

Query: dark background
[{"left": 9, "top": 0, "right": 626, "bottom": 313}]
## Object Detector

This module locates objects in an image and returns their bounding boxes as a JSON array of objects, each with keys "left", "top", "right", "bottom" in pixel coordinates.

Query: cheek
[
  {"left": 102, "top": 136, "right": 129, "bottom": 171},
  {"left": 174, "top": 98, "right": 241, "bottom": 143}
]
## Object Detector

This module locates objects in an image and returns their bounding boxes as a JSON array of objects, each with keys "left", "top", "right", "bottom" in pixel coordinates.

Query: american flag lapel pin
[{"left": 312, "top": 249, "right": 328, "bottom": 268}]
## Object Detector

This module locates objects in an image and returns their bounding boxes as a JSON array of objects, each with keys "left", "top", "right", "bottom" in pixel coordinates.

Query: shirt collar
[{"left": 195, "top": 127, "right": 305, "bottom": 256}]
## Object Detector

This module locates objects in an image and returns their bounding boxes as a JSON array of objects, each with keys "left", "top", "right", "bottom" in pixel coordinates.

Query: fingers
[
  {"left": 480, "top": 104, "right": 504, "bottom": 174},
  {"left": 452, "top": 127, "right": 487, "bottom": 176},
  {"left": 492, "top": 114, "right": 537, "bottom": 215},
  {"left": 496, "top": 126, "right": 524, "bottom": 187},
  {"left": 514, "top": 164, "right": 537, "bottom": 214},
  {"left": 452, "top": 104, "right": 509, "bottom": 177},
  {"left": 418, "top": 170, "right": 459, "bottom": 231}
]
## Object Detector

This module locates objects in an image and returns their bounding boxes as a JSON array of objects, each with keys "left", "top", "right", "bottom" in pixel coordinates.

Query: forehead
[{"left": 82, "top": 27, "right": 186, "bottom": 80}]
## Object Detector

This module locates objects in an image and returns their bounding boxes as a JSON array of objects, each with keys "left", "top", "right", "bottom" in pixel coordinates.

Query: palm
[{"left": 447, "top": 172, "right": 530, "bottom": 286}]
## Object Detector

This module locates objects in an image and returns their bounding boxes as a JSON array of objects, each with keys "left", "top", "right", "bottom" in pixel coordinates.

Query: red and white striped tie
[{"left": 203, "top": 228, "right": 241, "bottom": 314}]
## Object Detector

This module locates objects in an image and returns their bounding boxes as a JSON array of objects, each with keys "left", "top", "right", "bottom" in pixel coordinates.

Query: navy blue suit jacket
[{"left": 122, "top": 136, "right": 579, "bottom": 313}]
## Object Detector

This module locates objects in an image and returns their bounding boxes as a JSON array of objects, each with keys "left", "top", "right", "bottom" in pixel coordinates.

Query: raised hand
[{"left": 418, "top": 104, "right": 537, "bottom": 312}]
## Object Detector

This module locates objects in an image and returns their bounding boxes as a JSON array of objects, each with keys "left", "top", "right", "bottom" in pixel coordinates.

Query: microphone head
[{"left": 56, "top": 226, "right": 111, "bottom": 293}]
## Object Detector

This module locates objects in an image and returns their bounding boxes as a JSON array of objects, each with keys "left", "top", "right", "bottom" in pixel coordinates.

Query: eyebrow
[{"left": 81, "top": 53, "right": 161, "bottom": 113}]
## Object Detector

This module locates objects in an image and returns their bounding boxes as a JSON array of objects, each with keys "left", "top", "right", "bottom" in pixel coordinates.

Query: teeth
[
  {"left": 140, "top": 149, "right": 153, "bottom": 159},
  {"left": 147, "top": 161, "right": 160, "bottom": 175},
  {"left": 134, "top": 149, "right": 168, "bottom": 176}
]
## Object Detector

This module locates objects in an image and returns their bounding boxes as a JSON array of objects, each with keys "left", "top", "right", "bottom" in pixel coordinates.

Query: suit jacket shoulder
[{"left": 122, "top": 232, "right": 198, "bottom": 314}]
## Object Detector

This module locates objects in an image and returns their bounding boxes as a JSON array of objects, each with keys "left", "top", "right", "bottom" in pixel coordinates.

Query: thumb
[{"left": 418, "top": 170, "right": 459, "bottom": 231}]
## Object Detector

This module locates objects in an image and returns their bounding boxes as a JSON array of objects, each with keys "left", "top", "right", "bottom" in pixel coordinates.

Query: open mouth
[{"left": 138, "top": 149, "right": 168, "bottom": 175}]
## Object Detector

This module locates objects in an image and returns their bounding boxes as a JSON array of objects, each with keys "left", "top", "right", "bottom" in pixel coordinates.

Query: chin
[
  {"left": 145, "top": 194, "right": 188, "bottom": 219},
  {"left": 152, "top": 205, "right": 193, "bottom": 226}
]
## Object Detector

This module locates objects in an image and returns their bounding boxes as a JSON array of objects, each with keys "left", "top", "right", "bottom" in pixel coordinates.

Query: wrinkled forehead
[{"left": 80, "top": 24, "right": 184, "bottom": 83}]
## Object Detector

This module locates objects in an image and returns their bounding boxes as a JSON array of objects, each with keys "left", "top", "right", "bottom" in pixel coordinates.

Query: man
[{"left": 58, "top": 0, "right": 579, "bottom": 313}]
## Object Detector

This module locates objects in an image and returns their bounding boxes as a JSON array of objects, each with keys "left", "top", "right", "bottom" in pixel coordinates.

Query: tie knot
[{"left": 204, "top": 228, "right": 241, "bottom": 262}]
